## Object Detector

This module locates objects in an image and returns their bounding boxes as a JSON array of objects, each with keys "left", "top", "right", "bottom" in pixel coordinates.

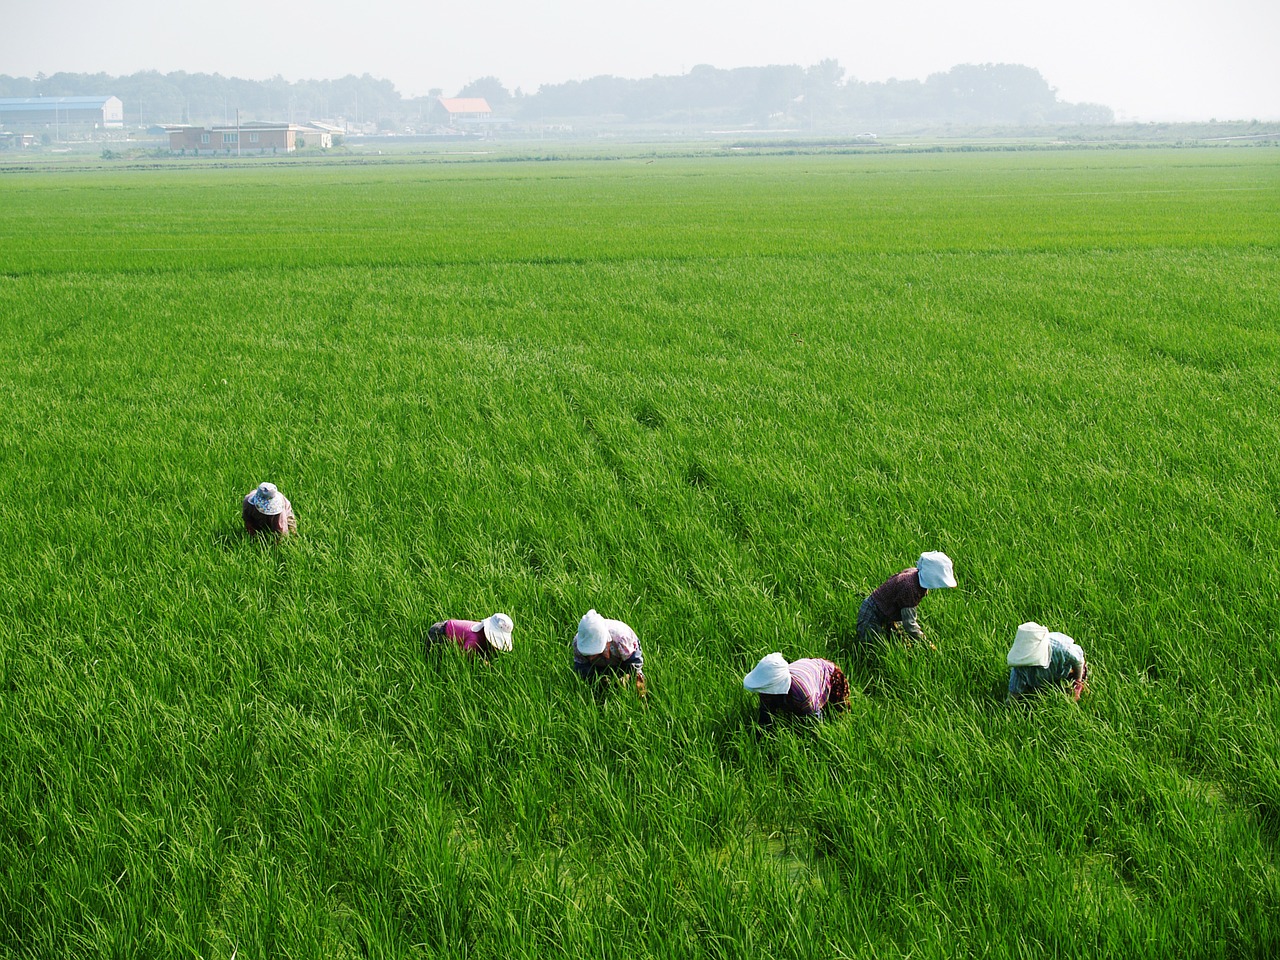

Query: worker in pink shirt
[{"left": 427, "top": 613, "right": 514, "bottom": 660}]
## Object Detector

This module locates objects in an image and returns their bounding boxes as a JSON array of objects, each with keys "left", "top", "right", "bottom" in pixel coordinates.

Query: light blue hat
[{"left": 917, "top": 551, "right": 957, "bottom": 589}]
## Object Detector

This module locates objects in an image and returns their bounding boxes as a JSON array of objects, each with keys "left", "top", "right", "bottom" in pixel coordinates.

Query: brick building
[{"left": 167, "top": 121, "right": 332, "bottom": 154}]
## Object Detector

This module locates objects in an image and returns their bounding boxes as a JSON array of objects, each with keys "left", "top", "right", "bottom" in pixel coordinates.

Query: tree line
[
  {"left": 0, "top": 62, "right": 1113, "bottom": 130},
  {"left": 0, "top": 71, "right": 405, "bottom": 130},
  {"left": 471, "top": 62, "right": 1113, "bottom": 127}
]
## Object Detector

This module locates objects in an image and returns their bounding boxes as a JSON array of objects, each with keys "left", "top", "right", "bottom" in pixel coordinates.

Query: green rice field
[{"left": 1, "top": 147, "right": 1279, "bottom": 958}]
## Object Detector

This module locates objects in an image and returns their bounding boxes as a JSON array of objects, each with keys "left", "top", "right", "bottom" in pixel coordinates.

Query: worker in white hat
[
  {"left": 855, "top": 551, "right": 956, "bottom": 648},
  {"left": 572, "top": 609, "right": 646, "bottom": 697},
  {"left": 242, "top": 481, "right": 297, "bottom": 536},
  {"left": 1006, "top": 622, "right": 1088, "bottom": 702},
  {"left": 743, "top": 652, "right": 850, "bottom": 727},
  {"left": 427, "top": 613, "right": 515, "bottom": 659}
]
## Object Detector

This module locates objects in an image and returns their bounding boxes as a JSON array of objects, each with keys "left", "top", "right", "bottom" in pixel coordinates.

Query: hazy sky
[{"left": 5, "top": 0, "right": 1278, "bottom": 121}]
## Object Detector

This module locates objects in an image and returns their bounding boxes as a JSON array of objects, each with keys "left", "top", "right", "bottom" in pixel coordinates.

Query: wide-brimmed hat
[
  {"left": 1007, "top": 622, "right": 1051, "bottom": 668},
  {"left": 476, "top": 613, "right": 514, "bottom": 652},
  {"left": 574, "top": 609, "right": 610, "bottom": 656},
  {"left": 743, "top": 652, "right": 792, "bottom": 694},
  {"left": 917, "top": 551, "right": 957, "bottom": 589},
  {"left": 247, "top": 481, "right": 287, "bottom": 516}
]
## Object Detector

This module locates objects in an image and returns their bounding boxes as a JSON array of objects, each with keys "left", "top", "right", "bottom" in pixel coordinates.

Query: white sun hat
[
  {"left": 477, "top": 613, "right": 514, "bottom": 652},
  {"left": 743, "top": 652, "right": 792, "bottom": 694},
  {"left": 1007, "top": 622, "right": 1051, "bottom": 668},
  {"left": 917, "top": 551, "right": 957, "bottom": 589},
  {"left": 574, "top": 609, "right": 610, "bottom": 656},
  {"left": 247, "top": 481, "right": 287, "bottom": 516}
]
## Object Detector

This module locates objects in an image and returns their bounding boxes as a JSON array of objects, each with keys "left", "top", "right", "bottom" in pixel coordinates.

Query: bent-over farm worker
[
  {"left": 427, "top": 613, "right": 514, "bottom": 659},
  {"left": 242, "top": 481, "right": 297, "bottom": 536},
  {"left": 855, "top": 551, "right": 957, "bottom": 648},
  {"left": 1006, "top": 621, "right": 1087, "bottom": 702},
  {"left": 743, "top": 652, "right": 850, "bottom": 727},
  {"left": 572, "top": 609, "right": 646, "bottom": 697}
]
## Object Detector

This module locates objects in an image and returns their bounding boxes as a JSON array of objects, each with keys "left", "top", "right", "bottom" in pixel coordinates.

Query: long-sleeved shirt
[
  {"left": 428, "top": 619, "right": 492, "bottom": 656},
  {"left": 242, "top": 496, "right": 296, "bottom": 536},
  {"left": 572, "top": 619, "right": 644, "bottom": 680},
  {"left": 758, "top": 658, "right": 839, "bottom": 726},
  {"left": 1008, "top": 637, "right": 1086, "bottom": 699},
  {"left": 864, "top": 568, "right": 928, "bottom": 640}
]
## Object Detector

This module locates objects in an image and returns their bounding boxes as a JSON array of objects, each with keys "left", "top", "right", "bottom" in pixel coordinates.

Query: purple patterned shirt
[
  {"left": 869, "top": 568, "right": 927, "bottom": 619},
  {"left": 758, "top": 658, "right": 838, "bottom": 725}
]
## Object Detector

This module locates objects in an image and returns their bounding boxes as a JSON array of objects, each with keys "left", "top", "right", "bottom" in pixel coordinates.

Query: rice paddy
[{"left": 1, "top": 147, "right": 1278, "bottom": 958}]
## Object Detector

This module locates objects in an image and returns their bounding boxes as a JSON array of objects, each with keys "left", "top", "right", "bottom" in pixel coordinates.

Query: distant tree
[
  {"left": 520, "top": 75, "right": 632, "bottom": 119},
  {"left": 0, "top": 63, "right": 1112, "bottom": 131},
  {"left": 800, "top": 59, "right": 845, "bottom": 126},
  {"left": 924, "top": 64, "right": 1056, "bottom": 124},
  {"left": 457, "top": 76, "right": 511, "bottom": 109},
  {"left": 1050, "top": 100, "right": 1115, "bottom": 124},
  {"left": 849, "top": 77, "right": 929, "bottom": 123},
  {"left": 521, "top": 64, "right": 817, "bottom": 126},
  {"left": 0, "top": 75, "right": 34, "bottom": 97},
  {"left": 747, "top": 65, "right": 805, "bottom": 124},
  {"left": 121, "top": 70, "right": 186, "bottom": 125}
]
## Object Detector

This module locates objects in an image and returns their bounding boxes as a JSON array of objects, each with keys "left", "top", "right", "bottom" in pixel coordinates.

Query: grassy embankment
[{"left": 1, "top": 148, "right": 1278, "bottom": 958}]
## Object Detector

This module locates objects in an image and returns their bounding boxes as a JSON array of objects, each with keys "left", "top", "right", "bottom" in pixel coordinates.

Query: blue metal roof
[{"left": 0, "top": 96, "right": 118, "bottom": 112}]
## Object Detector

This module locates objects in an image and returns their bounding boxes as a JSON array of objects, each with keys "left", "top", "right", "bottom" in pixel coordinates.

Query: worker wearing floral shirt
[{"left": 572, "top": 609, "right": 646, "bottom": 697}]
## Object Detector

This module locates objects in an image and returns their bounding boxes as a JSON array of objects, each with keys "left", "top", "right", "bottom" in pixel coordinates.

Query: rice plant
[{"left": 0, "top": 147, "right": 1278, "bottom": 958}]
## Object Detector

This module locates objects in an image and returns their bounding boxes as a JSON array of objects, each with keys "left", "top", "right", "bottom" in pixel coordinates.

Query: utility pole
[{"left": 236, "top": 108, "right": 241, "bottom": 156}]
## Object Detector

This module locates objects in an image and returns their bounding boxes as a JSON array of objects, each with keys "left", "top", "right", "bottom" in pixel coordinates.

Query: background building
[
  {"left": 167, "top": 121, "right": 332, "bottom": 153},
  {"left": 0, "top": 96, "right": 124, "bottom": 134},
  {"left": 434, "top": 97, "right": 492, "bottom": 128}
]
